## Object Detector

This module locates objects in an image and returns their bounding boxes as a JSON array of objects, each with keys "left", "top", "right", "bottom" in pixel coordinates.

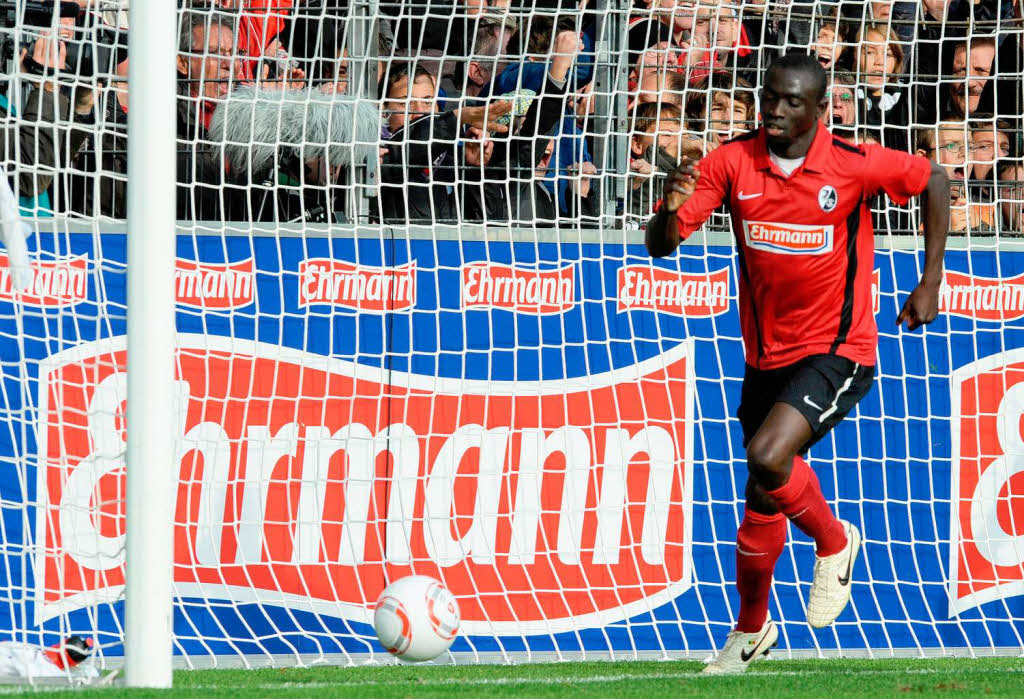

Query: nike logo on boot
[
  {"left": 739, "top": 628, "right": 773, "bottom": 662},
  {"left": 837, "top": 549, "right": 854, "bottom": 586}
]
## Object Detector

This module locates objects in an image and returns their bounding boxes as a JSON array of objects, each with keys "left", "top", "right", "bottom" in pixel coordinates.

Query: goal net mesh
[{"left": 0, "top": 0, "right": 1023, "bottom": 671}]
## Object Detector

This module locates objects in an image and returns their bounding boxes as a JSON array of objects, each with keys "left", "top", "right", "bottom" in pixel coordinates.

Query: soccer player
[{"left": 645, "top": 54, "right": 950, "bottom": 674}]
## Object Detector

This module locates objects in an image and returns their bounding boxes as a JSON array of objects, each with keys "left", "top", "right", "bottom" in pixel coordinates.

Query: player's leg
[
  {"left": 747, "top": 356, "right": 874, "bottom": 628},
  {"left": 745, "top": 403, "right": 848, "bottom": 556},
  {"left": 736, "top": 479, "right": 785, "bottom": 626},
  {"left": 702, "top": 480, "right": 784, "bottom": 674},
  {"left": 704, "top": 370, "right": 787, "bottom": 674}
]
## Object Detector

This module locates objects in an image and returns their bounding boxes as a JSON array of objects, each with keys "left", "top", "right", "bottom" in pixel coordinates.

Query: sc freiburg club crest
[{"left": 818, "top": 185, "right": 838, "bottom": 212}]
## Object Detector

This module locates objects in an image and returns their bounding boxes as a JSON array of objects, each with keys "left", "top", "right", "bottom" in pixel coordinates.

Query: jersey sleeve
[
  {"left": 861, "top": 144, "right": 932, "bottom": 205},
  {"left": 674, "top": 146, "right": 731, "bottom": 236}
]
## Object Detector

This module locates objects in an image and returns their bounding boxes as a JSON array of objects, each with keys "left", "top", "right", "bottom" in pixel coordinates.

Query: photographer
[
  {"left": 63, "top": 55, "right": 128, "bottom": 218},
  {"left": 1, "top": 14, "right": 98, "bottom": 215}
]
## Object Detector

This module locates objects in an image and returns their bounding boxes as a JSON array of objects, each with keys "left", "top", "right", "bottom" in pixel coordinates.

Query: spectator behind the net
[
  {"left": 175, "top": 10, "right": 246, "bottom": 220},
  {"left": 916, "top": 123, "right": 993, "bottom": 232},
  {"left": 627, "top": 0, "right": 696, "bottom": 70},
  {"left": 896, "top": 0, "right": 962, "bottom": 123},
  {"left": 855, "top": 23, "right": 910, "bottom": 151},
  {"left": 811, "top": 5, "right": 850, "bottom": 72},
  {"left": 632, "top": 69, "right": 687, "bottom": 110},
  {"left": 684, "top": 72, "right": 754, "bottom": 146},
  {"left": 997, "top": 159, "right": 1024, "bottom": 235},
  {"left": 827, "top": 74, "right": 858, "bottom": 139},
  {"left": 378, "top": 64, "right": 517, "bottom": 223},
  {"left": 939, "top": 36, "right": 997, "bottom": 121},
  {"left": 627, "top": 102, "right": 704, "bottom": 218},
  {"left": 507, "top": 123, "right": 598, "bottom": 226},
  {"left": 0, "top": 17, "right": 98, "bottom": 216},
  {"left": 461, "top": 31, "right": 586, "bottom": 223},
  {"left": 459, "top": 65, "right": 578, "bottom": 222},
  {"left": 969, "top": 116, "right": 1012, "bottom": 186},
  {"left": 208, "top": 87, "right": 379, "bottom": 222},
  {"left": 702, "top": 2, "right": 757, "bottom": 84},
  {"left": 488, "top": 23, "right": 596, "bottom": 219},
  {"left": 855, "top": 128, "right": 881, "bottom": 146},
  {"left": 285, "top": 13, "right": 349, "bottom": 94},
  {"left": 65, "top": 57, "right": 130, "bottom": 219},
  {"left": 444, "top": 15, "right": 517, "bottom": 101},
  {"left": 491, "top": 15, "right": 593, "bottom": 97},
  {"left": 382, "top": 0, "right": 505, "bottom": 57}
]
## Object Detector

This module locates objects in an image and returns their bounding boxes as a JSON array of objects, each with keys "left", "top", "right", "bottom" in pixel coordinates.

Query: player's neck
[{"left": 766, "top": 121, "right": 818, "bottom": 160}]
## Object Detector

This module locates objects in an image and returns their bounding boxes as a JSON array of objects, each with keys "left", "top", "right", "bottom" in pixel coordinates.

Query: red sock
[
  {"left": 735, "top": 509, "right": 787, "bottom": 632},
  {"left": 766, "top": 455, "right": 847, "bottom": 557}
]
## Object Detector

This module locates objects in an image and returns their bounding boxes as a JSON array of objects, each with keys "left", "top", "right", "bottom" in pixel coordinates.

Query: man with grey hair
[
  {"left": 175, "top": 10, "right": 242, "bottom": 219},
  {"left": 177, "top": 10, "right": 241, "bottom": 131}
]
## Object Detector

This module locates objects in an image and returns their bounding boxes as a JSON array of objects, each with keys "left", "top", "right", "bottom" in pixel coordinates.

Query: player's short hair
[{"left": 766, "top": 53, "right": 828, "bottom": 102}]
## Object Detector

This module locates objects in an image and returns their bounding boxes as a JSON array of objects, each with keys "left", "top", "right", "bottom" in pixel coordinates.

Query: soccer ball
[{"left": 373, "top": 575, "right": 460, "bottom": 662}]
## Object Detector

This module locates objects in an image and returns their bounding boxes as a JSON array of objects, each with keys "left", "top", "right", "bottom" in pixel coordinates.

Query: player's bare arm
[
  {"left": 644, "top": 157, "right": 700, "bottom": 258},
  {"left": 897, "top": 161, "right": 950, "bottom": 331}
]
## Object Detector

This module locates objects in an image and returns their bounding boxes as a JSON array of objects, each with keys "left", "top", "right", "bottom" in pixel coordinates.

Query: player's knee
[
  {"left": 744, "top": 479, "right": 780, "bottom": 515},
  {"left": 746, "top": 437, "right": 792, "bottom": 487}
]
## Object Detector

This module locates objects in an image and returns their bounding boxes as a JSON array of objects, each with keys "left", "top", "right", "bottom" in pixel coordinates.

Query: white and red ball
[{"left": 373, "top": 575, "right": 460, "bottom": 662}]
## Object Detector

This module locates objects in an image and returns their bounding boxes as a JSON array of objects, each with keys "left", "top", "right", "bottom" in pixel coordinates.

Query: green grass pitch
[{"left": 9, "top": 657, "right": 1024, "bottom": 697}]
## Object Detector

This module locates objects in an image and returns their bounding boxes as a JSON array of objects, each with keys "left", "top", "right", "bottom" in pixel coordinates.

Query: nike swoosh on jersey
[{"left": 737, "top": 192, "right": 763, "bottom": 200}]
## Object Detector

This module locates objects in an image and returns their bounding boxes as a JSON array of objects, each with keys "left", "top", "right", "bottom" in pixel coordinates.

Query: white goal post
[
  {"left": 124, "top": 0, "right": 177, "bottom": 688},
  {"left": 0, "top": 0, "right": 1021, "bottom": 684}
]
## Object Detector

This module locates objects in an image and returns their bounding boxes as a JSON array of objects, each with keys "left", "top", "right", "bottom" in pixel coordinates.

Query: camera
[
  {"left": 0, "top": 0, "right": 78, "bottom": 28},
  {"left": 1, "top": 0, "right": 128, "bottom": 79},
  {"left": 63, "top": 24, "right": 128, "bottom": 78}
]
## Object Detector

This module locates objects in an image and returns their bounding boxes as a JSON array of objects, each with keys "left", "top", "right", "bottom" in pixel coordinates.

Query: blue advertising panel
[{"left": 1, "top": 230, "right": 1023, "bottom": 659}]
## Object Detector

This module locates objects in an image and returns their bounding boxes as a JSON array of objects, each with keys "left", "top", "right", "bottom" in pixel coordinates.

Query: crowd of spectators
[{"left": 0, "top": 0, "right": 1022, "bottom": 234}]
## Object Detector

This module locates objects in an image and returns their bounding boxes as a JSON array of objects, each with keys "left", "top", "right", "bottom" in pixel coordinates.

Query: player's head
[{"left": 761, "top": 53, "right": 828, "bottom": 146}]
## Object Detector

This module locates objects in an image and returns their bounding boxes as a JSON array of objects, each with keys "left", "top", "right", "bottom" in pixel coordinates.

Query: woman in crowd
[{"left": 856, "top": 23, "right": 910, "bottom": 151}]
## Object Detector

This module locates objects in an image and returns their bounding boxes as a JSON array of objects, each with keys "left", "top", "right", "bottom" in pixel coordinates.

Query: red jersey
[{"left": 676, "top": 122, "right": 931, "bottom": 369}]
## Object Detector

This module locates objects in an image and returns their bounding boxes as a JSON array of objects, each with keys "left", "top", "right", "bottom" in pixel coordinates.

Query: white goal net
[{"left": 0, "top": 0, "right": 1023, "bottom": 674}]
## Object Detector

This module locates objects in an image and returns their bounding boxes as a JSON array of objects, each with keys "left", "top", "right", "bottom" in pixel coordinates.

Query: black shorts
[{"left": 737, "top": 354, "right": 875, "bottom": 453}]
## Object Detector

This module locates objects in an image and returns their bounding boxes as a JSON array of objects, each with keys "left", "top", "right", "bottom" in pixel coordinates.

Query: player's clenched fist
[{"left": 664, "top": 156, "right": 700, "bottom": 212}]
